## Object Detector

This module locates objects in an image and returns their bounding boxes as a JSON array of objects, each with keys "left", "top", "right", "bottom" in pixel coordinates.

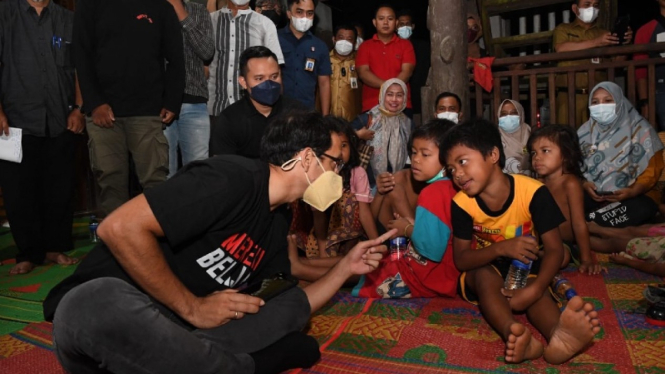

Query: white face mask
[
  {"left": 230, "top": 0, "right": 251, "bottom": 6},
  {"left": 498, "top": 115, "right": 521, "bottom": 133},
  {"left": 334, "top": 40, "right": 354, "bottom": 56},
  {"left": 589, "top": 103, "right": 618, "bottom": 127},
  {"left": 577, "top": 7, "right": 599, "bottom": 23},
  {"left": 436, "top": 111, "right": 459, "bottom": 124},
  {"left": 397, "top": 26, "right": 413, "bottom": 39},
  {"left": 291, "top": 16, "right": 313, "bottom": 33},
  {"left": 355, "top": 37, "right": 364, "bottom": 50}
]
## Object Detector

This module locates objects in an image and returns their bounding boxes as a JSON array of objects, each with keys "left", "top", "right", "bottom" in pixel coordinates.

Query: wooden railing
[{"left": 472, "top": 43, "right": 665, "bottom": 127}]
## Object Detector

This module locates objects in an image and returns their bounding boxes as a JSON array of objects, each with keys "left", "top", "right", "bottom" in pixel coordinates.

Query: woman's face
[
  {"left": 499, "top": 102, "right": 518, "bottom": 117},
  {"left": 384, "top": 84, "right": 405, "bottom": 113},
  {"left": 590, "top": 88, "right": 615, "bottom": 106}
]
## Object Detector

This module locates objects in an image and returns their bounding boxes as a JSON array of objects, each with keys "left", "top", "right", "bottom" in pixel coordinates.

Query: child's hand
[
  {"left": 501, "top": 284, "right": 541, "bottom": 312},
  {"left": 498, "top": 236, "right": 539, "bottom": 264},
  {"left": 386, "top": 214, "right": 413, "bottom": 238},
  {"left": 578, "top": 260, "right": 607, "bottom": 275},
  {"left": 356, "top": 128, "right": 375, "bottom": 141},
  {"left": 376, "top": 172, "right": 395, "bottom": 195}
]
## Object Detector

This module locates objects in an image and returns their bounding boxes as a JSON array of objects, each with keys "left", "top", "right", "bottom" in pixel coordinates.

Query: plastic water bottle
[
  {"left": 552, "top": 274, "right": 578, "bottom": 301},
  {"left": 389, "top": 237, "right": 407, "bottom": 261},
  {"left": 89, "top": 215, "right": 99, "bottom": 243},
  {"left": 504, "top": 258, "right": 532, "bottom": 290}
]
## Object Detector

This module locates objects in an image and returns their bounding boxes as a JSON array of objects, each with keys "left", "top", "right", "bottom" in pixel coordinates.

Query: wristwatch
[{"left": 69, "top": 104, "right": 84, "bottom": 113}]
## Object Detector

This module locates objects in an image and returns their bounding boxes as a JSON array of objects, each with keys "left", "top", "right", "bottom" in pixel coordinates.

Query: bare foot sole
[
  {"left": 9, "top": 261, "right": 36, "bottom": 275},
  {"left": 45, "top": 252, "right": 79, "bottom": 266},
  {"left": 544, "top": 296, "right": 601, "bottom": 364},
  {"left": 505, "top": 323, "right": 544, "bottom": 363}
]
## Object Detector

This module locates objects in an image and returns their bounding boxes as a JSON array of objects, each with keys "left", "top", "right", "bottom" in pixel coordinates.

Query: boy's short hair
[
  {"left": 409, "top": 119, "right": 457, "bottom": 166},
  {"left": 287, "top": 0, "right": 319, "bottom": 10},
  {"left": 239, "top": 46, "right": 278, "bottom": 78},
  {"left": 261, "top": 110, "right": 334, "bottom": 165},
  {"left": 435, "top": 92, "right": 463, "bottom": 111},
  {"left": 333, "top": 24, "right": 358, "bottom": 40},
  {"left": 441, "top": 118, "right": 505, "bottom": 169}
]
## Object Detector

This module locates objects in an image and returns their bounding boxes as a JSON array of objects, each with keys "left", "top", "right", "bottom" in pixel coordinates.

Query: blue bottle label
[
  {"left": 510, "top": 259, "right": 532, "bottom": 270},
  {"left": 390, "top": 237, "right": 407, "bottom": 247}
]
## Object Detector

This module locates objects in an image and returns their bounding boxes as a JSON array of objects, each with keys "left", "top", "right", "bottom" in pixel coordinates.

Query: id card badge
[
  {"left": 305, "top": 58, "right": 316, "bottom": 72},
  {"left": 350, "top": 77, "right": 358, "bottom": 89},
  {"left": 591, "top": 57, "right": 600, "bottom": 64}
]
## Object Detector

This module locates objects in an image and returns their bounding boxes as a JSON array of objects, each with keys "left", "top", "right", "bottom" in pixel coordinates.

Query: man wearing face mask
[
  {"left": 209, "top": 46, "right": 305, "bottom": 158},
  {"left": 207, "top": 0, "right": 284, "bottom": 117},
  {"left": 434, "top": 92, "right": 463, "bottom": 124},
  {"left": 45, "top": 109, "right": 396, "bottom": 374},
  {"left": 553, "top": 0, "right": 633, "bottom": 126},
  {"left": 396, "top": 9, "right": 429, "bottom": 125},
  {"left": 328, "top": 24, "right": 363, "bottom": 121},
  {"left": 278, "top": 0, "right": 332, "bottom": 114},
  {"left": 255, "top": 0, "right": 285, "bottom": 27}
]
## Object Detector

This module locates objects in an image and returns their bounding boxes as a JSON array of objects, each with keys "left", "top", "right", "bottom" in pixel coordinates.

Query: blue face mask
[
  {"left": 426, "top": 169, "right": 445, "bottom": 184},
  {"left": 589, "top": 103, "right": 618, "bottom": 127},
  {"left": 248, "top": 80, "right": 281, "bottom": 106},
  {"left": 397, "top": 26, "right": 413, "bottom": 39},
  {"left": 498, "top": 115, "right": 521, "bottom": 133}
]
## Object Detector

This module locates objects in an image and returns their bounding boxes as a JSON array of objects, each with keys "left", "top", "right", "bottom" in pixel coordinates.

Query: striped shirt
[
  {"left": 207, "top": 8, "right": 284, "bottom": 116},
  {"left": 181, "top": 1, "right": 214, "bottom": 101}
]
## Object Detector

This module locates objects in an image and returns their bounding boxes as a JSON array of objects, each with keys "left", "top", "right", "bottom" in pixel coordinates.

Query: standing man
[
  {"left": 207, "top": 0, "right": 284, "bottom": 117},
  {"left": 0, "top": 0, "right": 83, "bottom": 274},
  {"left": 552, "top": 0, "right": 631, "bottom": 126},
  {"left": 255, "top": 0, "right": 285, "bottom": 27},
  {"left": 397, "top": 9, "right": 429, "bottom": 124},
  {"left": 209, "top": 46, "right": 305, "bottom": 158},
  {"left": 635, "top": 0, "right": 665, "bottom": 131},
  {"left": 278, "top": 0, "right": 331, "bottom": 114},
  {"left": 74, "top": 0, "right": 185, "bottom": 216},
  {"left": 356, "top": 4, "right": 415, "bottom": 114},
  {"left": 329, "top": 24, "right": 362, "bottom": 121},
  {"left": 164, "top": 0, "right": 214, "bottom": 178}
]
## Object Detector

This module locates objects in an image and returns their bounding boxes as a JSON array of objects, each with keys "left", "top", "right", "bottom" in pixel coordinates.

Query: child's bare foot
[
  {"left": 9, "top": 261, "right": 35, "bottom": 275},
  {"left": 45, "top": 252, "right": 79, "bottom": 266},
  {"left": 505, "top": 323, "right": 544, "bottom": 363},
  {"left": 544, "top": 296, "right": 600, "bottom": 364},
  {"left": 609, "top": 252, "right": 632, "bottom": 265}
]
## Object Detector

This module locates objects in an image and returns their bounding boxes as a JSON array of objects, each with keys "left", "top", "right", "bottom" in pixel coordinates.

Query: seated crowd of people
[{"left": 2, "top": 0, "right": 665, "bottom": 373}]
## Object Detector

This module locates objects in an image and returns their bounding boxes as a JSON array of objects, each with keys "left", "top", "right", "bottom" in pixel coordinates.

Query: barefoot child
[
  {"left": 353, "top": 120, "right": 459, "bottom": 298},
  {"left": 528, "top": 125, "right": 604, "bottom": 275},
  {"left": 443, "top": 119, "right": 601, "bottom": 364}
]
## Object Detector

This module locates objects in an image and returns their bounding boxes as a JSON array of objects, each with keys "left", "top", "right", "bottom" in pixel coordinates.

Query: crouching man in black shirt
[{"left": 43, "top": 111, "right": 395, "bottom": 374}]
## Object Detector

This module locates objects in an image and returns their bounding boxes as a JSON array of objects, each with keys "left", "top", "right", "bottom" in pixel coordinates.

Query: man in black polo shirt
[
  {"left": 210, "top": 46, "right": 304, "bottom": 158},
  {"left": 0, "top": 0, "right": 84, "bottom": 274},
  {"left": 45, "top": 111, "right": 395, "bottom": 373},
  {"left": 73, "top": 0, "right": 186, "bottom": 215}
]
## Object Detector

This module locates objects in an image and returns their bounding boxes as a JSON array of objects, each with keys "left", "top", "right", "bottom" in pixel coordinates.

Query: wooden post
[{"left": 422, "top": 0, "right": 468, "bottom": 124}]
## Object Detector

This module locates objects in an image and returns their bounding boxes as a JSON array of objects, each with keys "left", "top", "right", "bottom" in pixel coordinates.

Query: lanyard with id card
[{"left": 305, "top": 58, "right": 316, "bottom": 72}]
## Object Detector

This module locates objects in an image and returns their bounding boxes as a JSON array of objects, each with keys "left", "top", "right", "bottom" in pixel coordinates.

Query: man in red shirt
[
  {"left": 356, "top": 5, "right": 416, "bottom": 113},
  {"left": 634, "top": 0, "right": 665, "bottom": 131}
]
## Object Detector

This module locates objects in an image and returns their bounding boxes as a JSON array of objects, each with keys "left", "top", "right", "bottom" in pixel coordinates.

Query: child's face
[
  {"left": 410, "top": 138, "right": 442, "bottom": 182},
  {"left": 445, "top": 144, "right": 497, "bottom": 196},
  {"left": 339, "top": 133, "right": 351, "bottom": 164},
  {"left": 530, "top": 137, "right": 563, "bottom": 177}
]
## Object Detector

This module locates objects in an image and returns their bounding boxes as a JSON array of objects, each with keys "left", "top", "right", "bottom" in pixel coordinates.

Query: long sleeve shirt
[
  {"left": 181, "top": 1, "right": 214, "bottom": 101},
  {"left": 73, "top": 0, "right": 185, "bottom": 117}
]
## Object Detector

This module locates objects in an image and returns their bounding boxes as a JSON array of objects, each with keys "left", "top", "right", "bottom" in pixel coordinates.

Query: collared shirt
[
  {"left": 278, "top": 26, "right": 332, "bottom": 109},
  {"left": 553, "top": 21, "right": 608, "bottom": 88},
  {"left": 73, "top": 0, "right": 185, "bottom": 117},
  {"left": 0, "top": 0, "right": 74, "bottom": 137},
  {"left": 209, "top": 94, "right": 305, "bottom": 158},
  {"left": 329, "top": 50, "right": 362, "bottom": 121},
  {"left": 181, "top": 1, "right": 214, "bottom": 102},
  {"left": 356, "top": 33, "right": 416, "bottom": 112},
  {"left": 207, "top": 8, "right": 284, "bottom": 116}
]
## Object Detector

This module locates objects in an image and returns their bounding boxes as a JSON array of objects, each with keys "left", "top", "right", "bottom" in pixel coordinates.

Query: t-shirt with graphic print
[{"left": 43, "top": 156, "right": 290, "bottom": 320}]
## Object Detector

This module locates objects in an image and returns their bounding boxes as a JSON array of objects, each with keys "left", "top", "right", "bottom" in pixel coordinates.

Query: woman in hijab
[
  {"left": 579, "top": 81, "right": 664, "bottom": 228},
  {"left": 497, "top": 99, "right": 532, "bottom": 176},
  {"left": 352, "top": 78, "right": 412, "bottom": 188}
]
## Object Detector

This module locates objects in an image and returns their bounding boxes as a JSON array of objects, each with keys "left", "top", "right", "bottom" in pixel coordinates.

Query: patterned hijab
[
  {"left": 578, "top": 81, "right": 664, "bottom": 191},
  {"left": 366, "top": 78, "right": 411, "bottom": 178},
  {"left": 497, "top": 99, "right": 531, "bottom": 176}
]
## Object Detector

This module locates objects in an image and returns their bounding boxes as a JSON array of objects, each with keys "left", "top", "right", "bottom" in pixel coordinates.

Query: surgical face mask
[
  {"left": 397, "top": 26, "right": 413, "bottom": 39},
  {"left": 436, "top": 111, "right": 459, "bottom": 124},
  {"left": 334, "top": 40, "right": 354, "bottom": 56},
  {"left": 247, "top": 79, "right": 281, "bottom": 106},
  {"left": 589, "top": 103, "right": 618, "bottom": 126},
  {"left": 355, "top": 37, "right": 364, "bottom": 50},
  {"left": 301, "top": 157, "right": 343, "bottom": 212},
  {"left": 426, "top": 169, "right": 445, "bottom": 184},
  {"left": 291, "top": 16, "right": 313, "bottom": 33},
  {"left": 577, "top": 7, "right": 599, "bottom": 23},
  {"left": 262, "top": 10, "right": 281, "bottom": 26},
  {"left": 230, "top": 0, "right": 251, "bottom": 6},
  {"left": 498, "top": 115, "right": 521, "bottom": 133}
]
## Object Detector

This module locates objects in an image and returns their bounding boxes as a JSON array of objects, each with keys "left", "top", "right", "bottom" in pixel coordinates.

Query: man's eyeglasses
[{"left": 321, "top": 153, "right": 345, "bottom": 173}]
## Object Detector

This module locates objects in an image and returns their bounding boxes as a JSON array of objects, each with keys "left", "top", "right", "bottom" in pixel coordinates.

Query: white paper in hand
[{"left": 0, "top": 127, "right": 23, "bottom": 163}]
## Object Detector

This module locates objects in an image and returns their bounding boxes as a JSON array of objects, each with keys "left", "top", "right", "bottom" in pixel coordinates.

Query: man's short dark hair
[
  {"left": 396, "top": 9, "right": 413, "bottom": 21},
  {"left": 409, "top": 119, "right": 457, "bottom": 166},
  {"left": 435, "top": 92, "right": 463, "bottom": 111},
  {"left": 334, "top": 24, "right": 358, "bottom": 40},
  {"left": 261, "top": 110, "right": 335, "bottom": 165},
  {"left": 239, "top": 46, "right": 278, "bottom": 78},
  {"left": 374, "top": 4, "right": 396, "bottom": 18},
  {"left": 287, "top": 0, "right": 319, "bottom": 10},
  {"left": 441, "top": 118, "right": 505, "bottom": 169}
]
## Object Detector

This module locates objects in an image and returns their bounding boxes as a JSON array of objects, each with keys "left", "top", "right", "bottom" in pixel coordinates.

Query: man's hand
[
  {"left": 595, "top": 32, "right": 620, "bottom": 47},
  {"left": 496, "top": 236, "right": 539, "bottom": 263},
  {"left": 375, "top": 172, "right": 395, "bottom": 195},
  {"left": 501, "top": 283, "right": 542, "bottom": 312},
  {"left": 184, "top": 289, "right": 265, "bottom": 329},
  {"left": 0, "top": 110, "right": 9, "bottom": 136},
  {"left": 343, "top": 229, "right": 396, "bottom": 276},
  {"left": 160, "top": 108, "right": 176, "bottom": 124},
  {"left": 67, "top": 109, "right": 85, "bottom": 134},
  {"left": 92, "top": 104, "right": 115, "bottom": 128}
]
